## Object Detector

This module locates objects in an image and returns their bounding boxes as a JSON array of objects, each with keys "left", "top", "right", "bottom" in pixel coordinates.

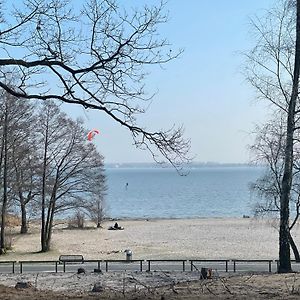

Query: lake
[{"left": 105, "top": 166, "right": 264, "bottom": 219}]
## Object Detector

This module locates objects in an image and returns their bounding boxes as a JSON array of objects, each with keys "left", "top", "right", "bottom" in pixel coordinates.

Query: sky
[{"left": 66, "top": 0, "right": 276, "bottom": 164}]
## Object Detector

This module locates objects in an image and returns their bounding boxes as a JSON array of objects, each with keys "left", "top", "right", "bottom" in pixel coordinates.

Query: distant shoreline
[
  {"left": 104, "top": 162, "right": 265, "bottom": 169},
  {"left": 105, "top": 215, "right": 254, "bottom": 221}
]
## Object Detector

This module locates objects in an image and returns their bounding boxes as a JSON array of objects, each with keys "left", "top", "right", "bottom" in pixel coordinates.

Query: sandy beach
[
  {"left": 0, "top": 217, "right": 290, "bottom": 261},
  {"left": 1, "top": 217, "right": 300, "bottom": 299}
]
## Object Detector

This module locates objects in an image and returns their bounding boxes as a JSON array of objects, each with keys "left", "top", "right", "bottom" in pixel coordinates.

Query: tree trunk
[
  {"left": 43, "top": 180, "right": 58, "bottom": 252},
  {"left": 278, "top": 0, "right": 300, "bottom": 273},
  {"left": 40, "top": 121, "right": 49, "bottom": 252},
  {"left": 43, "top": 199, "right": 55, "bottom": 252},
  {"left": 20, "top": 203, "right": 28, "bottom": 234},
  {"left": 0, "top": 104, "right": 8, "bottom": 254},
  {"left": 45, "top": 212, "right": 54, "bottom": 252},
  {"left": 288, "top": 231, "right": 300, "bottom": 262}
]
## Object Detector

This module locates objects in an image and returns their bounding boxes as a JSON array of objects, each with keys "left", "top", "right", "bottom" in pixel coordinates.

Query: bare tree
[
  {"left": 37, "top": 101, "right": 106, "bottom": 251},
  {"left": 0, "top": 0, "right": 190, "bottom": 168},
  {"left": 8, "top": 98, "right": 39, "bottom": 234},
  {"left": 84, "top": 175, "right": 107, "bottom": 228},
  {"left": 250, "top": 118, "right": 300, "bottom": 261},
  {"left": 245, "top": 0, "right": 300, "bottom": 273},
  {"left": 0, "top": 92, "right": 40, "bottom": 253},
  {"left": 80, "top": 143, "right": 107, "bottom": 228},
  {"left": 88, "top": 196, "right": 106, "bottom": 228}
]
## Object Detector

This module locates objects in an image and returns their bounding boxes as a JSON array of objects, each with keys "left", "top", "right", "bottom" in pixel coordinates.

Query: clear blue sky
[{"left": 68, "top": 0, "right": 276, "bottom": 164}]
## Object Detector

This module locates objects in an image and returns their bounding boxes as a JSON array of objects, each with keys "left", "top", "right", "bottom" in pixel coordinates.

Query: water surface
[{"left": 105, "top": 167, "right": 263, "bottom": 219}]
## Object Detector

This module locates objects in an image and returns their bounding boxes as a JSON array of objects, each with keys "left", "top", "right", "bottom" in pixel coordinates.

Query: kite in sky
[{"left": 87, "top": 129, "right": 100, "bottom": 141}]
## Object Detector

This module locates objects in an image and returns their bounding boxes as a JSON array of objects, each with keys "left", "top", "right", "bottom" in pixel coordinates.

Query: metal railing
[
  {"left": 146, "top": 259, "right": 187, "bottom": 272},
  {"left": 19, "top": 260, "right": 59, "bottom": 273},
  {"left": 0, "top": 261, "right": 16, "bottom": 273},
  {"left": 190, "top": 259, "right": 229, "bottom": 272},
  {"left": 0, "top": 258, "right": 285, "bottom": 274},
  {"left": 232, "top": 259, "right": 273, "bottom": 273},
  {"left": 101, "top": 260, "right": 144, "bottom": 272}
]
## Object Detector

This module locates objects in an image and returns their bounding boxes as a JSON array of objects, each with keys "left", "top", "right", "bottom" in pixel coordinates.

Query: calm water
[{"left": 105, "top": 167, "right": 264, "bottom": 219}]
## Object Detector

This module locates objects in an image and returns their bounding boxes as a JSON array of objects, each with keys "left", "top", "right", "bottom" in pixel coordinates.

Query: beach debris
[
  {"left": 87, "top": 129, "right": 100, "bottom": 141},
  {"left": 92, "top": 282, "right": 104, "bottom": 293},
  {"left": 103, "top": 250, "right": 121, "bottom": 255},
  {"left": 15, "top": 281, "right": 33, "bottom": 289},
  {"left": 77, "top": 267, "right": 86, "bottom": 274}
]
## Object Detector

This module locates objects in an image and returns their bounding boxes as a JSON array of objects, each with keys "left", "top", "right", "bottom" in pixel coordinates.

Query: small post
[
  {"left": 63, "top": 262, "right": 66, "bottom": 273},
  {"left": 183, "top": 260, "right": 185, "bottom": 272},
  {"left": 55, "top": 261, "right": 58, "bottom": 273},
  {"left": 12, "top": 262, "right": 15, "bottom": 274},
  {"left": 190, "top": 260, "right": 193, "bottom": 272},
  {"left": 269, "top": 260, "right": 272, "bottom": 273},
  {"left": 148, "top": 260, "right": 151, "bottom": 272},
  {"left": 20, "top": 262, "right": 23, "bottom": 274},
  {"left": 233, "top": 261, "right": 236, "bottom": 272},
  {"left": 98, "top": 261, "right": 100, "bottom": 270},
  {"left": 105, "top": 261, "right": 108, "bottom": 272},
  {"left": 140, "top": 260, "right": 143, "bottom": 272}
]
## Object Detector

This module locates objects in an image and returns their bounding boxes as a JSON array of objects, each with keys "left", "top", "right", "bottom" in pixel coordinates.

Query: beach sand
[{"left": 0, "top": 217, "right": 292, "bottom": 261}]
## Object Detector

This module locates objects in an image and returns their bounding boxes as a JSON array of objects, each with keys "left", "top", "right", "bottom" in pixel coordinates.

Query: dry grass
[{"left": 2, "top": 273, "right": 300, "bottom": 299}]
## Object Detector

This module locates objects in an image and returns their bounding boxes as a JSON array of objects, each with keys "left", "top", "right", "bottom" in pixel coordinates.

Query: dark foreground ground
[{"left": 2, "top": 273, "right": 300, "bottom": 299}]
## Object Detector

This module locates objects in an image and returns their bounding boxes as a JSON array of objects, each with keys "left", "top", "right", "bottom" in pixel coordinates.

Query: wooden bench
[{"left": 59, "top": 255, "right": 84, "bottom": 264}]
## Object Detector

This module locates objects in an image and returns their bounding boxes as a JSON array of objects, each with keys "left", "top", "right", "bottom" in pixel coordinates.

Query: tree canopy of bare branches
[{"left": 0, "top": 0, "right": 190, "bottom": 168}]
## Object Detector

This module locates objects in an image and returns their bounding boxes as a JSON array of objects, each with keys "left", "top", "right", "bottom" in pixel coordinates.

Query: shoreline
[{"left": 104, "top": 215, "right": 254, "bottom": 221}]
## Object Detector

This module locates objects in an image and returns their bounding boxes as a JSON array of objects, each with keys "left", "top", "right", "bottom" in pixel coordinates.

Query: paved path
[{"left": 1, "top": 260, "right": 294, "bottom": 274}]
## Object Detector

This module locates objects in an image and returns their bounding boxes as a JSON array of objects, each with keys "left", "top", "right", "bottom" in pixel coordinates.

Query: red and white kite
[{"left": 87, "top": 129, "right": 100, "bottom": 141}]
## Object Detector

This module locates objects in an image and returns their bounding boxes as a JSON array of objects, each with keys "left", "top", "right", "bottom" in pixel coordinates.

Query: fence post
[
  {"left": 12, "top": 262, "right": 15, "bottom": 274},
  {"left": 63, "top": 262, "right": 66, "bottom": 273},
  {"left": 269, "top": 261, "right": 272, "bottom": 273},
  {"left": 140, "top": 260, "right": 143, "bottom": 272},
  {"left": 233, "top": 260, "right": 236, "bottom": 272},
  {"left": 190, "top": 260, "right": 193, "bottom": 271},
  {"left": 20, "top": 262, "right": 23, "bottom": 274},
  {"left": 147, "top": 260, "right": 151, "bottom": 272},
  {"left": 183, "top": 260, "right": 185, "bottom": 272},
  {"left": 105, "top": 261, "right": 108, "bottom": 272}
]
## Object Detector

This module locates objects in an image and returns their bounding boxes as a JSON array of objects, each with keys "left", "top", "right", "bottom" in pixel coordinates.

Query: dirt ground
[{"left": 2, "top": 272, "right": 300, "bottom": 299}]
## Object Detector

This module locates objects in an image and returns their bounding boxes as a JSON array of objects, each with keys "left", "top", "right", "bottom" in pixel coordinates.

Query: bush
[{"left": 68, "top": 211, "right": 85, "bottom": 229}]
